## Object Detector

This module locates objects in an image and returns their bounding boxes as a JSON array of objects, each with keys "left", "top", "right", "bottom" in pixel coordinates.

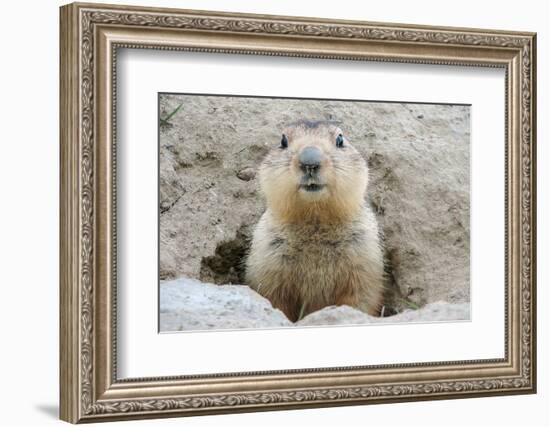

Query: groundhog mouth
[{"left": 299, "top": 183, "right": 326, "bottom": 193}]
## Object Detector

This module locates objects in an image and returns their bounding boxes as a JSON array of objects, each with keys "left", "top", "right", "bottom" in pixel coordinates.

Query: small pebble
[{"left": 237, "top": 168, "right": 256, "bottom": 181}]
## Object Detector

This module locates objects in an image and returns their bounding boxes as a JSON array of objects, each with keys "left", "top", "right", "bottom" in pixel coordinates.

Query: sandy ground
[
  {"left": 159, "top": 94, "right": 470, "bottom": 314},
  {"left": 160, "top": 278, "right": 470, "bottom": 332}
]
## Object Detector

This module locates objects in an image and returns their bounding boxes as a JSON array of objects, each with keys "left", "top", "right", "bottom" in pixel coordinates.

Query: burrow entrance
[{"left": 198, "top": 224, "right": 413, "bottom": 317}]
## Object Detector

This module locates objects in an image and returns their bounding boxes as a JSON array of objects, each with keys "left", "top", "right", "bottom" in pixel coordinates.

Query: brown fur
[{"left": 245, "top": 121, "right": 385, "bottom": 321}]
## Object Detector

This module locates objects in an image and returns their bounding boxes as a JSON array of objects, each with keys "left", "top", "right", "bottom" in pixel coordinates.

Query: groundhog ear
[
  {"left": 336, "top": 133, "right": 344, "bottom": 148},
  {"left": 280, "top": 134, "right": 289, "bottom": 149}
]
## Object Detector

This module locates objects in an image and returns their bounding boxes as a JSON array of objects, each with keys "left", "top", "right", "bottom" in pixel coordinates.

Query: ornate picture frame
[{"left": 60, "top": 2, "right": 536, "bottom": 423}]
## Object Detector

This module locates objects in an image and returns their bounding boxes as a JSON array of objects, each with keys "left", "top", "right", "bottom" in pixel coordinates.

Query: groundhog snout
[{"left": 299, "top": 146, "right": 323, "bottom": 176}]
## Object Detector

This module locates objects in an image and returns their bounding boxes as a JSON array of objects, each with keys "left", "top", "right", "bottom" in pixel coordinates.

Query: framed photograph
[{"left": 59, "top": 2, "right": 537, "bottom": 423}]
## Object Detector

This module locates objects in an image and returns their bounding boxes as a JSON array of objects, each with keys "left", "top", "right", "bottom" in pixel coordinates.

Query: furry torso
[{"left": 246, "top": 206, "right": 384, "bottom": 321}]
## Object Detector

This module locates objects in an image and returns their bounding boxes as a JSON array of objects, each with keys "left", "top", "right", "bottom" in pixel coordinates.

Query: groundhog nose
[{"left": 299, "top": 146, "right": 322, "bottom": 172}]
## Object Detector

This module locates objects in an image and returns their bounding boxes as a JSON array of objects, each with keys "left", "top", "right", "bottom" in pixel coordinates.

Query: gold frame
[{"left": 59, "top": 2, "right": 537, "bottom": 423}]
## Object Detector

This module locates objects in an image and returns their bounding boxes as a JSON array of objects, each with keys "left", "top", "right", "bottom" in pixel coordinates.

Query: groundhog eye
[
  {"left": 336, "top": 133, "right": 344, "bottom": 148},
  {"left": 280, "top": 134, "right": 289, "bottom": 149}
]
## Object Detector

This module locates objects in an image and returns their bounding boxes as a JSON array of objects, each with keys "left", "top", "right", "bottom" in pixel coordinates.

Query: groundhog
[{"left": 245, "top": 120, "right": 385, "bottom": 322}]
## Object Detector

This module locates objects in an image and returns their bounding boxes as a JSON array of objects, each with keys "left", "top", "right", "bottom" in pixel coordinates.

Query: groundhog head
[{"left": 258, "top": 120, "right": 369, "bottom": 223}]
